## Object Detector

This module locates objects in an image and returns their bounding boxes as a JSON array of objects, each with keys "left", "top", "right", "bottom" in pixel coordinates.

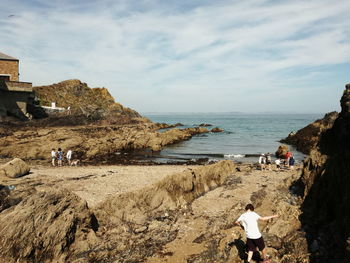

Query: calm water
[{"left": 143, "top": 113, "right": 323, "bottom": 163}]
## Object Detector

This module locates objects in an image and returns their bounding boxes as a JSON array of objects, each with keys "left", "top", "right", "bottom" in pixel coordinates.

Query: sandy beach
[{"left": 2, "top": 164, "right": 199, "bottom": 207}]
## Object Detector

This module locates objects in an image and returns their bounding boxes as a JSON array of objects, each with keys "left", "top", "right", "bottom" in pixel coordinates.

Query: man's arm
[
  {"left": 259, "top": 214, "right": 279, "bottom": 221},
  {"left": 235, "top": 219, "right": 245, "bottom": 230}
]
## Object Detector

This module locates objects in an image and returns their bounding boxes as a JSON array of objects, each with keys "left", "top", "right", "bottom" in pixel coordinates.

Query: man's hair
[{"left": 245, "top": 204, "right": 254, "bottom": 211}]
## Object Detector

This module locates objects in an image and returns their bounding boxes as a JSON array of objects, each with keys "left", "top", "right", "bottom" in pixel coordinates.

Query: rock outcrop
[
  {"left": 0, "top": 187, "right": 99, "bottom": 263},
  {"left": 0, "top": 158, "right": 30, "bottom": 178},
  {"left": 211, "top": 127, "right": 224, "bottom": 133},
  {"left": 275, "top": 145, "right": 289, "bottom": 158},
  {"left": 280, "top": 111, "right": 338, "bottom": 154},
  {"left": 0, "top": 123, "right": 209, "bottom": 164},
  {"left": 156, "top": 122, "right": 184, "bottom": 129},
  {"left": 96, "top": 160, "right": 235, "bottom": 226},
  {"left": 199, "top": 123, "right": 213, "bottom": 127},
  {"left": 33, "top": 79, "right": 143, "bottom": 124},
  {"left": 296, "top": 84, "right": 350, "bottom": 262}
]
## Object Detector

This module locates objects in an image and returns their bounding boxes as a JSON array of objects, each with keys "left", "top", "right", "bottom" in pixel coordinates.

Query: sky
[{"left": 1, "top": 0, "right": 350, "bottom": 114}]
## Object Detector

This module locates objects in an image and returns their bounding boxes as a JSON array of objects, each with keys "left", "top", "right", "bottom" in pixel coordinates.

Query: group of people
[
  {"left": 258, "top": 151, "right": 295, "bottom": 170},
  {"left": 51, "top": 148, "right": 73, "bottom": 166}
]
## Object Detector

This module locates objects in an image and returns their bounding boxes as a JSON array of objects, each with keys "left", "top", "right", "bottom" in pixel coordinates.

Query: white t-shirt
[
  {"left": 237, "top": 211, "right": 262, "bottom": 239},
  {"left": 258, "top": 156, "right": 266, "bottom": 164},
  {"left": 51, "top": 150, "right": 56, "bottom": 158},
  {"left": 66, "top": 150, "right": 72, "bottom": 160}
]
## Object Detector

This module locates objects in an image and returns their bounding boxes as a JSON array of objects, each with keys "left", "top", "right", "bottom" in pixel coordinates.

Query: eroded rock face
[
  {"left": 0, "top": 188, "right": 99, "bottom": 263},
  {"left": 297, "top": 83, "right": 350, "bottom": 262},
  {"left": 280, "top": 111, "right": 338, "bottom": 154}
]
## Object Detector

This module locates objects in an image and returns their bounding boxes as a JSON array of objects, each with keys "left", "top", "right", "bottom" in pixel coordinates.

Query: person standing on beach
[
  {"left": 51, "top": 148, "right": 56, "bottom": 166},
  {"left": 289, "top": 156, "right": 295, "bottom": 170},
  {"left": 235, "top": 204, "right": 279, "bottom": 263},
  {"left": 285, "top": 151, "right": 292, "bottom": 167},
  {"left": 275, "top": 158, "right": 281, "bottom": 170},
  {"left": 265, "top": 153, "right": 272, "bottom": 171},
  {"left": 57, "top": 148, "right": 63, "bottom": 166},
  {"left": 258, "top": 154, "right": 266, "bottom": 170},
  {"left": 66, "top": 149, "right": 72, "bottom": 166}
]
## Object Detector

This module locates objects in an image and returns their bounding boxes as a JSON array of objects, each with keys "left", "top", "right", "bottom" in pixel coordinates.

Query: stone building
[{"left": 0, "top": 51, "right": 34, "bottom": 119}]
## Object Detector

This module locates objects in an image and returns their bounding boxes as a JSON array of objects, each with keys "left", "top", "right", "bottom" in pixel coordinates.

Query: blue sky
[{"left": 1, "top": 0, "right": 349, "bottom": 113}]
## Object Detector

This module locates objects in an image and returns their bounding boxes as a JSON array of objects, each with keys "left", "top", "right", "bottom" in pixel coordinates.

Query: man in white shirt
[{"left": 235, "top": 204, "right": 279, "bottom": 263}]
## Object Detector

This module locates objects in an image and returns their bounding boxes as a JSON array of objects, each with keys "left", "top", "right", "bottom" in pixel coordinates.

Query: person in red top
[{"left": 285, "top": 151, "right": 292, "bottom": 167}]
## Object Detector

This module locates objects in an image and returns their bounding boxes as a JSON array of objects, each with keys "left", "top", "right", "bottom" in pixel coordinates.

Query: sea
[{"left": 141, "top": 113, "right": 323, "bottom": 164}]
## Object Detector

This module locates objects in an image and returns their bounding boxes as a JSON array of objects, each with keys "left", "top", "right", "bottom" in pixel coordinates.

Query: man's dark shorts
[{"left": 247, "top": 237, "right": 265, "bottom": 251}]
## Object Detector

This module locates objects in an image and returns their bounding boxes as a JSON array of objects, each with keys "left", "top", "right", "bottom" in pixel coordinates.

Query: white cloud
[{"left": 0, "top": 0, "right": 349, "bottom": 113}]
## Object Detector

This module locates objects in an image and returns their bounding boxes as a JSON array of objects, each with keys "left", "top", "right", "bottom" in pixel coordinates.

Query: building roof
[{"left": 0, "top": 51, "right": 18, "bottom": 61}]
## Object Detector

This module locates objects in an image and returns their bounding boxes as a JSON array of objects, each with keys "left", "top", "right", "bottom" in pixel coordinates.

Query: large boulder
[
  {"left": 275, "top": 145, "right": 289, "bottom": 158},
  {"left": 0, "top": 158, "right": 30, "bottom": 178}
]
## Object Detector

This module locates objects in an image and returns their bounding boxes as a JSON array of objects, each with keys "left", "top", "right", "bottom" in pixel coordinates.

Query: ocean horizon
[{"left": 143, "top": 112, "right": 324, "bottom": 163}]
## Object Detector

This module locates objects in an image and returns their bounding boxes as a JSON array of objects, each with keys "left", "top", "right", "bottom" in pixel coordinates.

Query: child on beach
[
  {"left": 275, "top": 158, "right": 281, "bottom": 170},
  {"left": 265, "top": 153, "right": 272, "bottom": 171},
  {"left": 235, "top": 204, "right": 279, "bottom": 263},
  {"left": 289, "top": 156, "right": 295, "bottom": 170},
  {"left": 57, "top": 148, "right": 63, "bottom": 166},
  {"left": 285, "top": 151, "right": 292, "bottom": 167},
  {"left": 51, "top": 148, "right": 56, "bottom": 166}
]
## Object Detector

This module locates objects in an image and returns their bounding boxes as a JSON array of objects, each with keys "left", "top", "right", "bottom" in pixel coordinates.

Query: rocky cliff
[
  {"left": 280, "top": 111, "right": 338, "bottom": 154},
  {"left": 297, "top": 83, "right": 350, "bottom": 263},
  {"left": 33, "top": 79, "right": 142, "bottom": 123}
]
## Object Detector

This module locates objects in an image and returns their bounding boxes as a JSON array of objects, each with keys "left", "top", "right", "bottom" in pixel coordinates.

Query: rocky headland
[
  {"left": 0, "top": 80, "right": 216, "bottom": 165},
  {"left": 280, "top": 111, "right": 338, "bottom": 154},
  {"left": 33, "top": 79, "right": 142, "bottom": 122}
]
